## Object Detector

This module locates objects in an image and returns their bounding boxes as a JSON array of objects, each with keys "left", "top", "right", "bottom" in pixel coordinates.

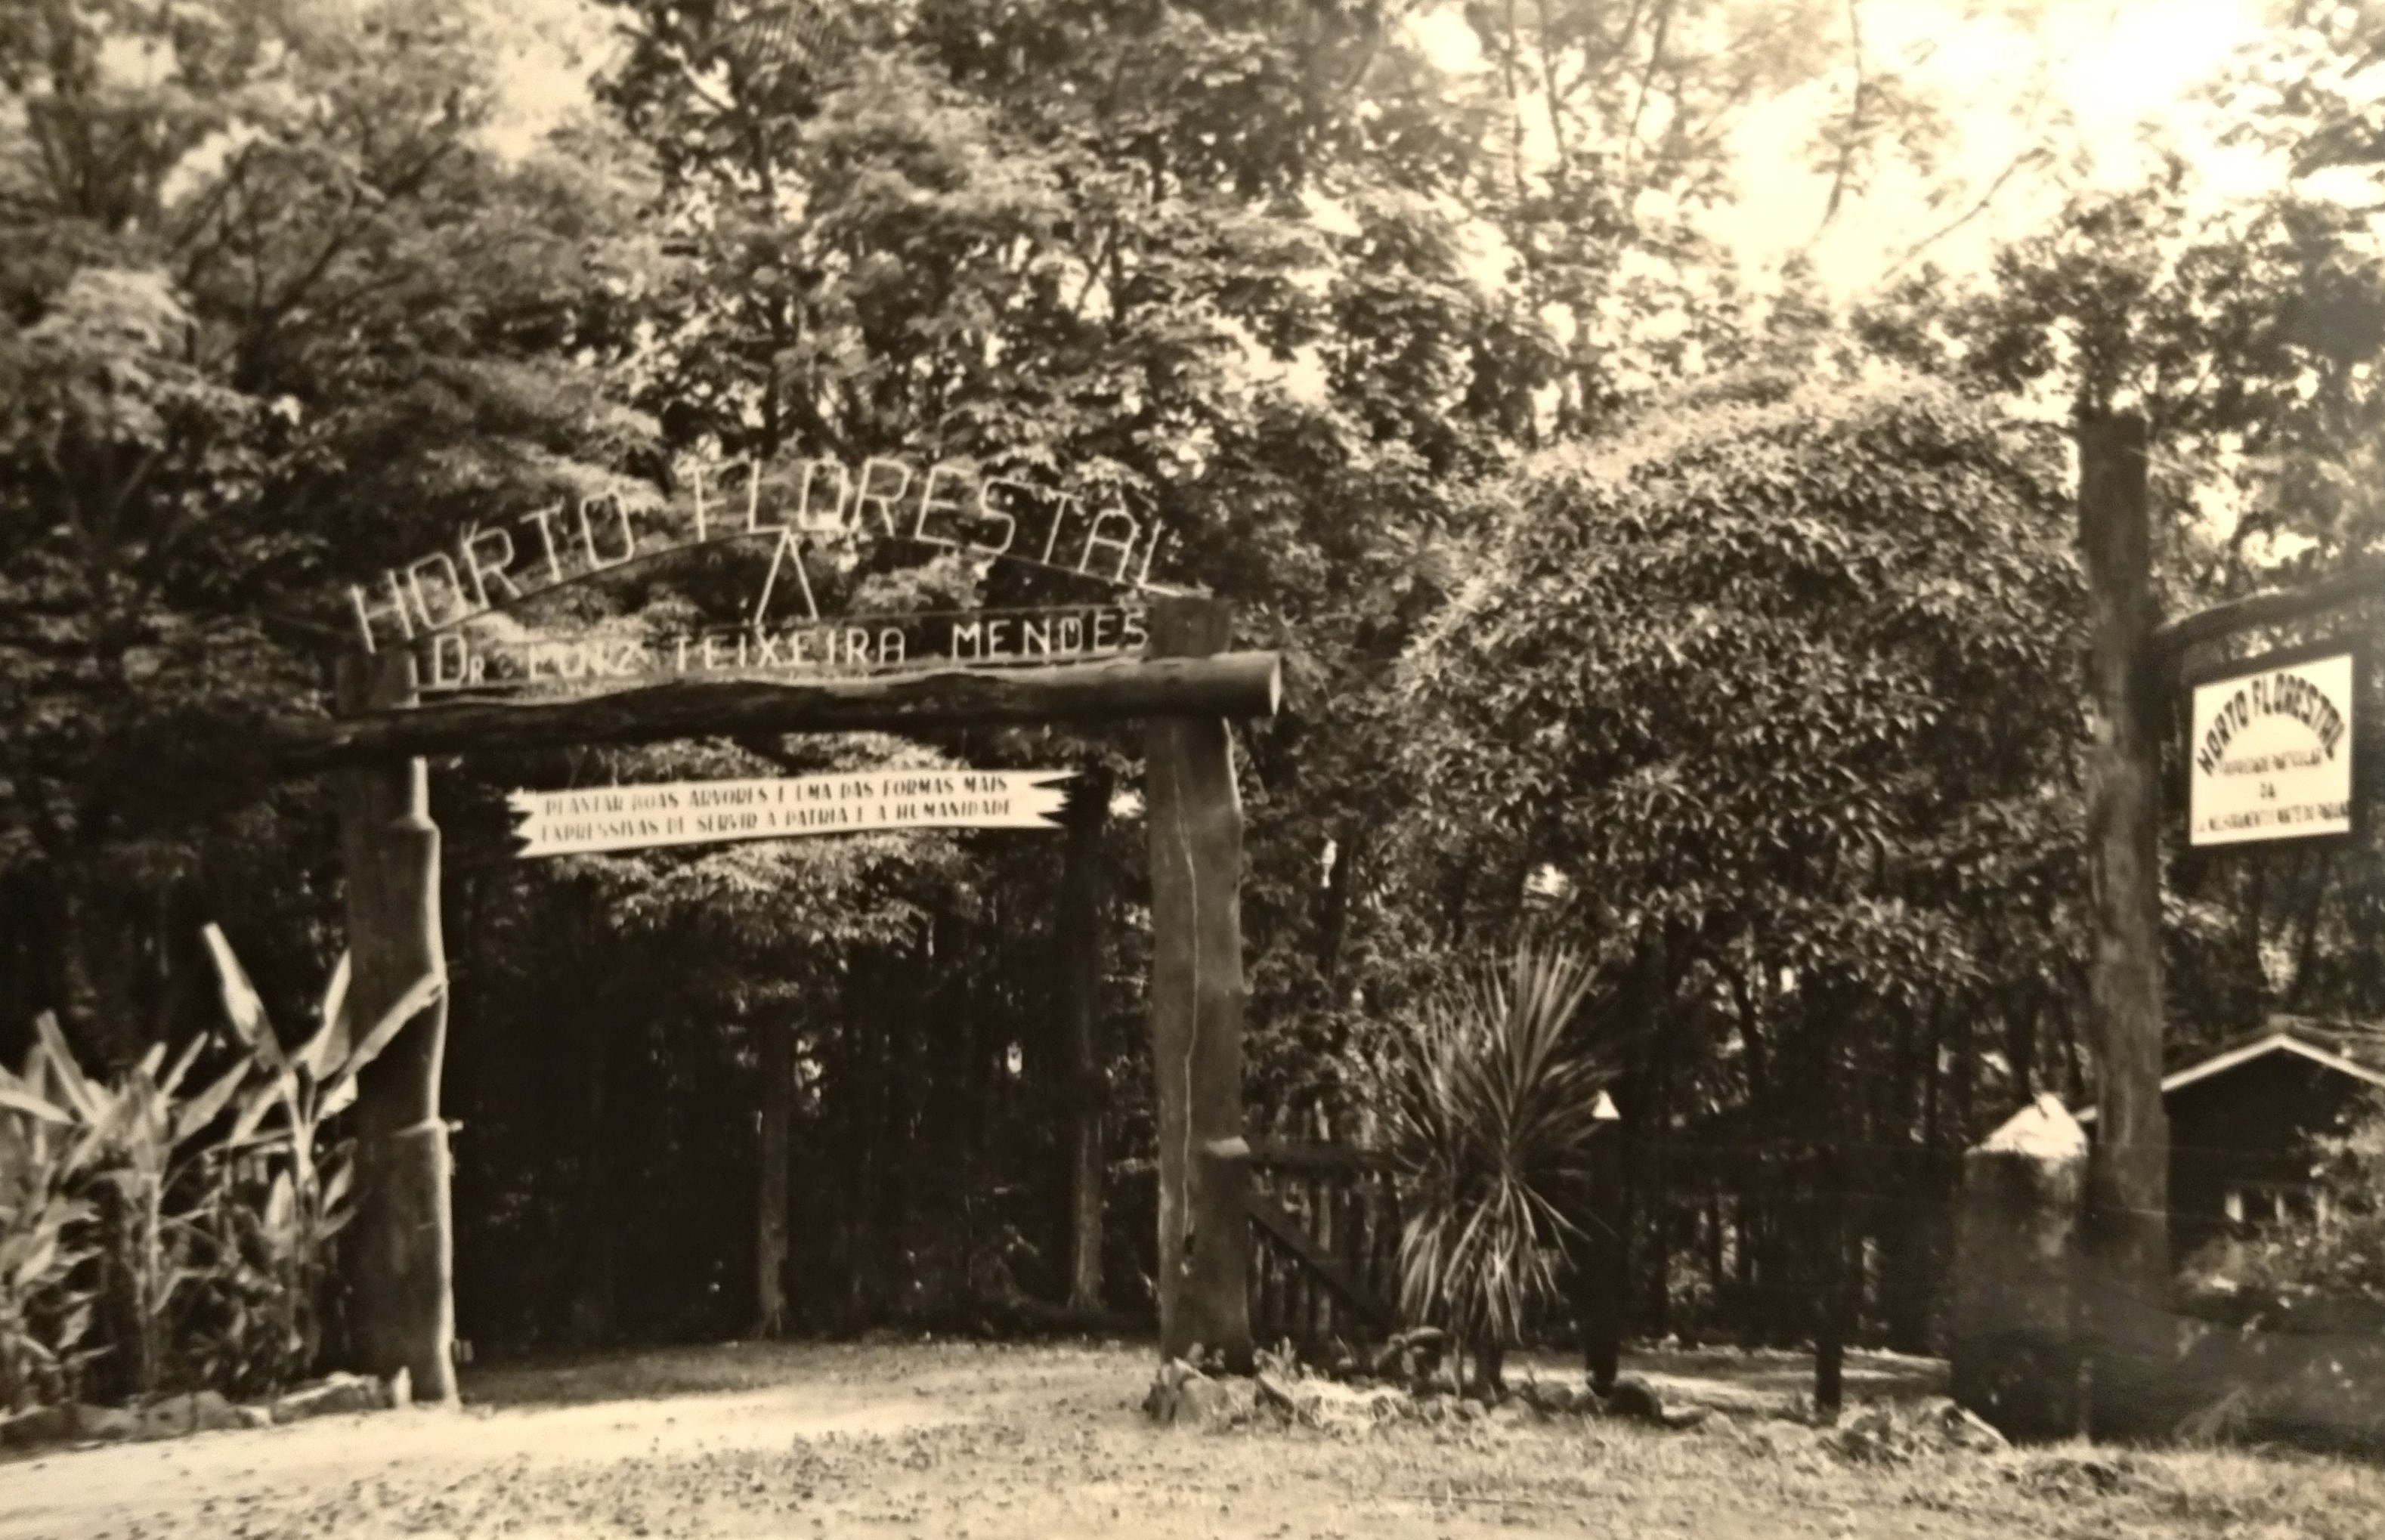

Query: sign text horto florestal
[
  {"left": 2188, "top": 651, "right": 2356, "bottom": 846},
  {"left": 349, "top": 451, "right": 1174, "bottom": 654}
]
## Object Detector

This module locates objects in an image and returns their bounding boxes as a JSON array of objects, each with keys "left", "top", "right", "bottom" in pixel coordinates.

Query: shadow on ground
[
  {"left": 465, "top": 1336, "right": 1947, "bottom": 1417},
  {"left": 459, "top": 1337, "right": 958, "bottom": 1408}
]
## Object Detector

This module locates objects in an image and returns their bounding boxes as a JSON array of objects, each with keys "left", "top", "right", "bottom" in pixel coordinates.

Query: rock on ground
[
  {"left": 133, "top": 1390, "right": 243, "bottom": 1440},
  {"left": 0, "top": 1402, "right": 131, "bottom": 1447},
  {"left": 1825, "top": 1397, "right": 2012, "bottom": 1464},
  {"left": 270, "top": 1371, "right": 407, "bottom": 1425},
  {"left": 1142, "top": 1359, "right": 1258, "bottom": 1430}
]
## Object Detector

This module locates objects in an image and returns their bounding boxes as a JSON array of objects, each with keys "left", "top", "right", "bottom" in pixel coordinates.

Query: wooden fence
[{"left": 1244, "top": 1136, "right": 1405, "bottom": 1348}]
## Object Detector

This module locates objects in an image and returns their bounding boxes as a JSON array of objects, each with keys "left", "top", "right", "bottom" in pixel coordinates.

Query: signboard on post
[
  {"left": 2188, "top": 648, "right": 2356, "bottom": 846},
  {"left": 508, "top": 769, "right": 1071, "bottom": 857}
]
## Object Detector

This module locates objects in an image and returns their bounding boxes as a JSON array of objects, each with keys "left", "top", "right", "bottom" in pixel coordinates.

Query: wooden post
[
  {"left": 2076, "top": 412, "right": 2174, "bottom": 1436},
  {"left": 1059, "top": 766, "right": 1113, "bottom": 1316},
  {"left": 1576, "top": 1090, "right": 1624, "bottom": 1393},
  {"left": 1145, "top": 595, "right": 1252, "bottom": 1370},
  {"left": 333, "top": 651, "right": 457, "bottom": 1403}
]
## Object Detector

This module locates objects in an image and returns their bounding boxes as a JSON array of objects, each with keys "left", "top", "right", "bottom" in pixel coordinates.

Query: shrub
[
  {"left": 2176, "top": 1093, "right": 2385, "bottom": 1451},
  {"left": 190, "top": 925, "right": 441, "bottom": 1398},
  {"left": 0, "top": 1054, "right": 104, "bottom": 1410},
  {"left": 0, "top": 925, "right": 439, "bottom": 1411},
  {"left": 1375, "top": 937, "right": 1615, "bottom": 1393},
  {"left": 2225, "top": 1093, "right": 2385, "bottom": 1303}
]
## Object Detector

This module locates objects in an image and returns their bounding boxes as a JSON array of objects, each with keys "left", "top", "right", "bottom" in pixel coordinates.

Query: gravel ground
[{"left": 3, "top": 1340, "right": 2378, "bottom": 1539}]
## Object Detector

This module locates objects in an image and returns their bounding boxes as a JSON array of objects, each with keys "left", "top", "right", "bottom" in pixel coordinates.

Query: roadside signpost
[
  {"left": 2067, "top": 414, "right": 2377, "bottom": 1438},
  {"left": 2186, "top": 648, "right": 2356, "bottom": 847}
]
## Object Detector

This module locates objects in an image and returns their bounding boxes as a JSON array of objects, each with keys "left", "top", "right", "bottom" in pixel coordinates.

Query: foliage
[
  {"left": 0, "top": 1010, "right": 229, "bottom": 1403},
  {"left": 0, "top": 0, "right": 659, "bottom": 1065},
  {"left": 0, "top": 923, "right": 428, "bottom": 1410},
  {"left": 39, "top": 1010, "right": 250, "bottom": 1399},
  {"left": 1858, "top": 8, "right": 2385, "bottom": 583},
  {"left": 1402, "top": 367, "right": 2082, "bottom": 1003},
  {"left": 1394, "top": 366, "right": 2087, "bottom": 1362},
  {"left": 2225, "top": 1093, "right": 2385, "bottom": 1305},
  {"left": 0, "top": 1047, "right": 103, "bottom": 1409},
  {"left": 193, "top": 923, "right": 443, "bottom": 1396},
  {"left": 1375, "top": 937, "right": 1612, "bottom": 1386}
]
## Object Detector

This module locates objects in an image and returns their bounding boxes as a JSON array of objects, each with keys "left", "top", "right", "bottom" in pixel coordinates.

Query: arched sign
[
  {"left": 304, "top": 453, "right": 1262, "bottom": 1402},
  {"left": 347, "top": 450, "right": 1177, "bottom": 692}
]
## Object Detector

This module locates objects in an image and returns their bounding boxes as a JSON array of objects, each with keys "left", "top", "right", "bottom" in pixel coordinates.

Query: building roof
[{"left": 2074, "top": 1020, "right": 2385, "bottom": 1124}]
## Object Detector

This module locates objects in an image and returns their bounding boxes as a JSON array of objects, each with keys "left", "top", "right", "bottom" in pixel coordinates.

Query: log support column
[
  {"left": 2077, "top": 412, "right": 2175, "bottom": 1436},
  {"left": 1145, "top": 596, "right": 1253, "bottom": 1370},
  {"left": 334, "top": 651, "right": 457, "bottom": 1403}
]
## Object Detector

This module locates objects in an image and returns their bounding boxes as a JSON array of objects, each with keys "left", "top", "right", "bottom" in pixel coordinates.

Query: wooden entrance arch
[{"left": 264, "top": 592, "right": 1279, "bottom": 1399}]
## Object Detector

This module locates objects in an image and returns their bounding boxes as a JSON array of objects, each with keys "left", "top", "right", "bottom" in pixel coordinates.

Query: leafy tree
[
  {"left": 1400, "top": 366, "right": 2086, "bottom": 1385},
  {"left": 0, "top": 0, "right": 661, "bottom": 1065},
  {"left": 1852, "top": 8, "right": 2385, "bottom": 1069}
]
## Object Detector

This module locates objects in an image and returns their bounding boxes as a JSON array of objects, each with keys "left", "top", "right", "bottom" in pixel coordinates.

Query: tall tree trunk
[
  {"left": 2240, "top": 857, "right": 2269, "bottom": 1011},
  {"left": 1059, "top": 766, "right": 1113, "bottom": 1316},
  {"left": 57, "top": 864, "right": 143, "bottom": 1070},
  {"left": 1732, "top": 1195, "right": 1757, "bottom": 1348},
  {"left": 1881, "top": 996, "right": 1941, "bottom": 1353},
  {"left": 1812, "top": 999, "right": 1849, "bottom": 1416},
  {"left": 844, "top": 969, "right": 889, "bottom": 1325},
  {"left": 2004, "top": 997, "right": 2037, "bottom": 1105},
  {"left": 2287, "top": 851, "right": 2332, "bottom": 1010},
  {"left": 569, "top": 970, "right": 619, "bottom": 1348},
  {"left": 1639, "top": 974, "right": 1680, "bottom": 1340},
  {"left": 1813, "top": 1208, "right": 1847, "bottom": 1417},
  {"left": 754, "top": 1015, "right": 793, "bottom": 1337},
  {"left": 2076, "top": 411, "right": 2173, "bottom": 1438},
  {"left": 1573, "top": 1104, "right": 1626, "bottom": 1392},
  {"left": 1702, "top": 1186, "right": 1725, "bottom": 1337}
]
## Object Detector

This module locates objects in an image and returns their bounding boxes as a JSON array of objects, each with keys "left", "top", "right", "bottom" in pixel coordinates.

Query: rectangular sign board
[
  {"left": 2189, "top": 650, "right": 2356, "bottom": 846},
  {"left": 509, "top": 769, "right": 1070, "bottom": 858}
]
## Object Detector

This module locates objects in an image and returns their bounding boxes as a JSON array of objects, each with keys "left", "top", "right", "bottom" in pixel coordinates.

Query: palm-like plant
[
  {"left": 1, "top": 1038, "right": 110, "bottom": 1410},
  {"left": 4, "top": 1012, "right": 250, "bottom": 1399},
  {"left": 1378, "top": 937, "right": 1615, "bottom": 1396},
  {"left": 197, "top": 924, "right": 444, "bottom": 1393}
]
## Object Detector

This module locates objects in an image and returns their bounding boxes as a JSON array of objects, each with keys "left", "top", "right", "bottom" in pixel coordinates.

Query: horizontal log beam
[
  {"left": 2154, "top": 558, "right": 2385, "bottom": 660},
  {"left": 264, "top": 652, "right": 1282, "bottom": 773},
  {"left": 1245, "top": 1136, "right": 1397, "bottom": 1175}
]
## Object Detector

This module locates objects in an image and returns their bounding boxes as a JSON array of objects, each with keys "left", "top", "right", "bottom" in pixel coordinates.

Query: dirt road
[{"left": 3, "top": 1341, "right": 2377, "bottom": 1538}]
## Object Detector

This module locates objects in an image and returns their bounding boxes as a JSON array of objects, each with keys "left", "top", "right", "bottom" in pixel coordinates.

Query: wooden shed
[{"left": 2079, "top": 1020, "right": 2385, "bottom": 1269}]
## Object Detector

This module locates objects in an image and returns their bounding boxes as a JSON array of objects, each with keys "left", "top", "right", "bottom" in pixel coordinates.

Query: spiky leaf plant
[{"left": 1378, "top": 938, "right": 1614, "bottom": 1394}]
